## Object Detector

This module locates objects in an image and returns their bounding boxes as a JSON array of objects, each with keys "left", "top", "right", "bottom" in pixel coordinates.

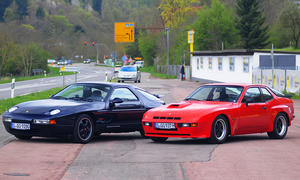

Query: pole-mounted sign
[
  {"left": 188, "top": 30, "right": 195, "bottom": 52},
  {"left": 114, "top": 22, "right": 135, "bottom": 43}
]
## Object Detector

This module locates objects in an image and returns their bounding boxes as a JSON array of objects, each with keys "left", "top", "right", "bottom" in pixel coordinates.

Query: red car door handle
[{"left": 261, "top": 107, "right": 267, "bottom": 110}]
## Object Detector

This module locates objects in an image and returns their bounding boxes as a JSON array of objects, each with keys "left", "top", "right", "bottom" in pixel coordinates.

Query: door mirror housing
[
  {"left": 110, "top": 98, "right": 123, "bottom": 107},
  {"left": 242, "top": 97, "right": 252, "bottom": 107}
]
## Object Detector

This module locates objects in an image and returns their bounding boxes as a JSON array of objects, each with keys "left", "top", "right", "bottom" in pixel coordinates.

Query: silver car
[{"left": 117, "top": 66, "right": 141, "bottom": 83}]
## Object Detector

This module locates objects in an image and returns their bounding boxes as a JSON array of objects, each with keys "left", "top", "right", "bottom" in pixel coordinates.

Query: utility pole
[
  {"left": 271, "top": 44, "right": 274, "bottom": 88},
  {"left": 95, "top": 43, "right": 99, "bottom": 64},
  {"left": 166, "top": 27, "right": 170, "bottom": 76}
]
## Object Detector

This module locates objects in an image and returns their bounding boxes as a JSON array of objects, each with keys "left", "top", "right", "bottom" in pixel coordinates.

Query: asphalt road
[
  {"left": 0, "top": 63, "right": 113, "bottom": 99},
  {"left": 0, "top": 67, "right": 300, "bottom": 180}
]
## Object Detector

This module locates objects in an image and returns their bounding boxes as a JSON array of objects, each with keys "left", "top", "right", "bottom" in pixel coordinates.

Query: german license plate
[
  {"left": 11, "top": 123, "right": 30, "bottom": 130},
  {"left": 155, "top": 123, "right": 176, "bottom": 129}
]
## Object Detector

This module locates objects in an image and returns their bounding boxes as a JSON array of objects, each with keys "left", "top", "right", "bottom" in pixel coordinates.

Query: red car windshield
[{"left": 185, "top": 85, "right": 244, "bottom": 102}]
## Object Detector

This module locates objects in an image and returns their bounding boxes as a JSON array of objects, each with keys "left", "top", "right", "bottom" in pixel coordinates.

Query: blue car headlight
[{"left": 8, "top": 106, "right": 18, "bottom": 113}]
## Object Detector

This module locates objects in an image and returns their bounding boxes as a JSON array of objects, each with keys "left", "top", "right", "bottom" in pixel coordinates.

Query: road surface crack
[{"left": 179, "top": 163, "right": 189, "bottom": 180}]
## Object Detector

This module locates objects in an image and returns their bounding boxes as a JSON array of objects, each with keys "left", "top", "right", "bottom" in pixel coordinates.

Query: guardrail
[{"left": 253, "top": 69, "right": 300, "bottom": 93}]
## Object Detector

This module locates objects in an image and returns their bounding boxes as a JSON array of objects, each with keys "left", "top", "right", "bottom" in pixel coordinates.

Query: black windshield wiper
[
  {"left": 51, "top": 96, "right": 67, "bottom": 100},
  {"left": 68, "top": 97, "right": 94, "bottom": 102}
]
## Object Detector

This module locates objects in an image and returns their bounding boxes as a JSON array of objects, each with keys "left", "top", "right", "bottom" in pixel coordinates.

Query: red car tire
[
  {"left": 267, "top": 113, "right": 288, "bottom": 139},
  {"left": 209, "top": 115, "right": 229, "bottom": 144}
]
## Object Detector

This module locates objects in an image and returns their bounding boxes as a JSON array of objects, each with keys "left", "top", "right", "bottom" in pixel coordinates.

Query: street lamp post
[
  {"left": 271, "top": 44, "right": 275, "bottom": 88},
  {"left": 166, "top": 27, "right": 170, "bottom": 76},
  {"left": 95, "top": 43, "right": 99, "bottom": 64}
]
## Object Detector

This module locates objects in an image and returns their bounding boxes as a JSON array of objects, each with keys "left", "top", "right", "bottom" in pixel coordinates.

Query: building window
[
  {"left": 243, "top": 57, "right": 249, "bottom": 72},
  {"left": 200, "top": 57, "right": 203, "bottom": 69},
  {"left": 197, "top": 58, "right": 200, "bottom": 70},
  {"left": 218, "top": 57, "right": 222, "bottom": 71},
  {"left": 229, "top": 57, "right": 235, "bottom": 71},
  {"left": 208, "top": 57, "right": 212, "bottom": 70}
]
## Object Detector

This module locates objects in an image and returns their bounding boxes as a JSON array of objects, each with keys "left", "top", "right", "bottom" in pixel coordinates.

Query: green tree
[
  {"left": 277, "top": 1, "right": 300, "bottom": 48},
  {"left": 159, "top": 0, "right": 197, "bottom": 28},
  {"left": 125, "top": 42, "right": 142, "bottom": 58},
  {"left": 193, "top": 0, "right": 239, "bottom": 51},
  {"left": 21, "top": 43, "right": 50, "bottom": 76},
  {"left": 235, "top": 0, "right": 269, "bottom": 49},
  {"left": 15, "top": 0, "right": 28, "bottom": 20},
  {"left": 92, "top": 0, "right": 102, "bottom": 15},
  {"left": 36, "top": 7, "right": 46, "bottom": 19},
  {"left": 138, "top": 32, "right": 157, "bottom": 66},
  {"left": 0, "top": 0, "right": 12, "bottom": 21}
]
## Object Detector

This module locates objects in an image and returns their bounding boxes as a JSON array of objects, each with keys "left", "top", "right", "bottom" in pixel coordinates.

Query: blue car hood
[{"left": 11, "top": 99, "right": 105, "bottom": 115}]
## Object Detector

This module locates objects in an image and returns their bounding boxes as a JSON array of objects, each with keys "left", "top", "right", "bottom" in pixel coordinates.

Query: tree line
[
  {"left": 1, "top": 0, "right": 300, "bottom": 76},
  {"left": 126, "top": 0, "right": 300, "bottom": 67},
  {"left": 0, "top": 35, "right": 51, "bottom": 77}
]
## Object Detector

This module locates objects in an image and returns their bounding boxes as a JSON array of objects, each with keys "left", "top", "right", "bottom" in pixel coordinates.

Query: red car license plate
[{"left": 155, "top": 123, "right": 176, "bottom": 129}]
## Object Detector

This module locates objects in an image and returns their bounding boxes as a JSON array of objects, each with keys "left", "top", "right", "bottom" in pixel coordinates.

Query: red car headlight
[
  {"left": 143, "top": 122, "right": 152, "bottom": 127},
  {"left": 178, "top": 123, "right": 197, "bottom": 127}
]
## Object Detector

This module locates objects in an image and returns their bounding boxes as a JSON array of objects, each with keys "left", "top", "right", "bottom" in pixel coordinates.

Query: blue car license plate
[
  {"left": 11, "top": 123, "right": 30, "bottom": 130},
  {"left": 155, "top": 123, "right": 176, "bottom": 129}
]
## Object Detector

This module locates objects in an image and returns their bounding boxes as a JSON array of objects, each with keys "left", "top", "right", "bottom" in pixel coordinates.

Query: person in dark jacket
[{"left": 180, "top": 64, "right": 185, "bottom": 80}]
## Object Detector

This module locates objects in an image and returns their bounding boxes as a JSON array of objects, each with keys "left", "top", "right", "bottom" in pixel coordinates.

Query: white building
[{"left": 191, "top": 50, "right": 300, "bottom": 84}]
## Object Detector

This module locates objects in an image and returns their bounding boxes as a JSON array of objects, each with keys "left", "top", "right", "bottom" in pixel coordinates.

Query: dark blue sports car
[{"left": 2, "top": 82, "right": 164, "bottom": 143}]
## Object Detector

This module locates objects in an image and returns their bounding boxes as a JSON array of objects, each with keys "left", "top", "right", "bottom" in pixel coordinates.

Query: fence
[
  {"left": 155, "top": 64, "right": 191, "bottom": 80},
  {"left": 252, "top": 69, "right": 300, "bottom": 93}
]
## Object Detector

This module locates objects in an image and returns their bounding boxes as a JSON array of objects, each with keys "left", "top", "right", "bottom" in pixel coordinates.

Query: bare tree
[{"left": 279, "top": 1, "right": 300, "bottom": 48}]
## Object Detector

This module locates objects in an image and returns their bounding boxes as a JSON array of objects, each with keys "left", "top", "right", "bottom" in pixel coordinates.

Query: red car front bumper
[{"left": 143, "top": 121, "right": 211, "bottom": 139}]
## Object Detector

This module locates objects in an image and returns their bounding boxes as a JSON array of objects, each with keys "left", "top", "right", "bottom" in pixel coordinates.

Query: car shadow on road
[
  {"left": 150, "top": 138, "right": 211, "bottom": 145},
  {"left": 14, "top": 137, "right": 74, "bottom": 144},
  {"left": 91, "top": 133, "right": 145, "bottom": 143}
]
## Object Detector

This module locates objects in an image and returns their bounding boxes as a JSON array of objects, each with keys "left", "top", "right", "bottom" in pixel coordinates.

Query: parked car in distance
[
  {"left": 142, "top": 84, "right": 294, "bottom": 144},
  {"left": 114, "top": 65, "right": 122, "bottom": 73},
  {"left": 47, "top": 59, "right": 56, "bottom": 64},
  {"left": 117, "top": 66, "right": 141, "bottom": 83},
  {"left": 66, "top": 59, "right": 73, "bottom": 65},
  {"left": 2, "top": 82, "right": 164, "bottom": 143},
  {"left": 57, "top": 60, "right": 67, "bottom": 65},
  {"left": 83, "top": 59, "right": 91, "bottom": 64},
  {"left": 134, "top": 60, "right": 144, "bottom": 68}
]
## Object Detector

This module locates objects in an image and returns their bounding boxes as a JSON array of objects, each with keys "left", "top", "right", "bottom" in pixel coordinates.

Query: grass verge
[
  {"left": 0, "top": 66, "right": 74, "bottom": 84},
  {"left": 140, "top": 66, "right": 177, "bottom": 79},
  {"left": 0, "top": 87, "right": 63, "bottom": 114}
]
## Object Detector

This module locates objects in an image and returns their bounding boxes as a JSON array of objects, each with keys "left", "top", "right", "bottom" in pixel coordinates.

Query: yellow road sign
[{"left": 115, "top": 22, "right": 135, "bottom": 43}]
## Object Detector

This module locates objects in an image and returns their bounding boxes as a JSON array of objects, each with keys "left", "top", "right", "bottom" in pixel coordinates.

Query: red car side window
[
  {"left": 242, "top": 87, "right": 263, "bottom": 103},
  {"left": 261, "top": 88, "right": 273, "bottom": 102}
]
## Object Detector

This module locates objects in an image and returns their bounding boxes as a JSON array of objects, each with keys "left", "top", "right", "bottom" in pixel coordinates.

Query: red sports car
[{"left": 142, "top": 84, "right": 294, "bottom": 144}]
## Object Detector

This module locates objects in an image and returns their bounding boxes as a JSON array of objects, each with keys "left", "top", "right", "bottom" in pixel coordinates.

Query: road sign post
[
  {"left": 60, "top": 67, "right": 80, "bottom": 84},
  {"left": 166, "top": 27, "right": 170, "bottom": 76},
  {"left": 188, "top": 30, "right": 195, "bottom": 80},
  {"left": 114, "top": 22, "right": 135, "bottom": 43},
  {"left": 11, "top": 78, "right": 15, "bottom": 98}
]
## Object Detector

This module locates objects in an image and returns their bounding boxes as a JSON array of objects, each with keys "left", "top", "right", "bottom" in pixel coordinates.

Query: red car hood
[{"left": 145, "top": 101, "right": 234, "bottom": 121}]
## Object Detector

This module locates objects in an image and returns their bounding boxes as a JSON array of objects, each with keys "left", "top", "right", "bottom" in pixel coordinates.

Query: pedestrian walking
[{"left": 180, "top": 64, "right": 185, "bottom": 81}]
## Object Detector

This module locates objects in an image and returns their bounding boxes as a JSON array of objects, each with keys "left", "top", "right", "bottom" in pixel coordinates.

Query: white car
[
  {"left": 134, "top": 61, "right": 144, "bottom": 68},
  {"left": 117, "top": 66, "right": 141, "bottom": 83},
  {"left": 57, "top": 60, "right": 67, "bottom": 65}
]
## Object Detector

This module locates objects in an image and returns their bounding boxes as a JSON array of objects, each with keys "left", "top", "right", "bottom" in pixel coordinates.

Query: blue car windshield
[
  {"left": 52, "top": 84, "right": 111, "bottom": 102},
  {"left": 120, "top": 67, "right": 136, "bottom": 72}
]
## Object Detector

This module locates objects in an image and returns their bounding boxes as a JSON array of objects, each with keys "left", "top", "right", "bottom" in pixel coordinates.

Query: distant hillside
[{"left": 0, "top": 0, "right": 160, "bottom": 59}]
